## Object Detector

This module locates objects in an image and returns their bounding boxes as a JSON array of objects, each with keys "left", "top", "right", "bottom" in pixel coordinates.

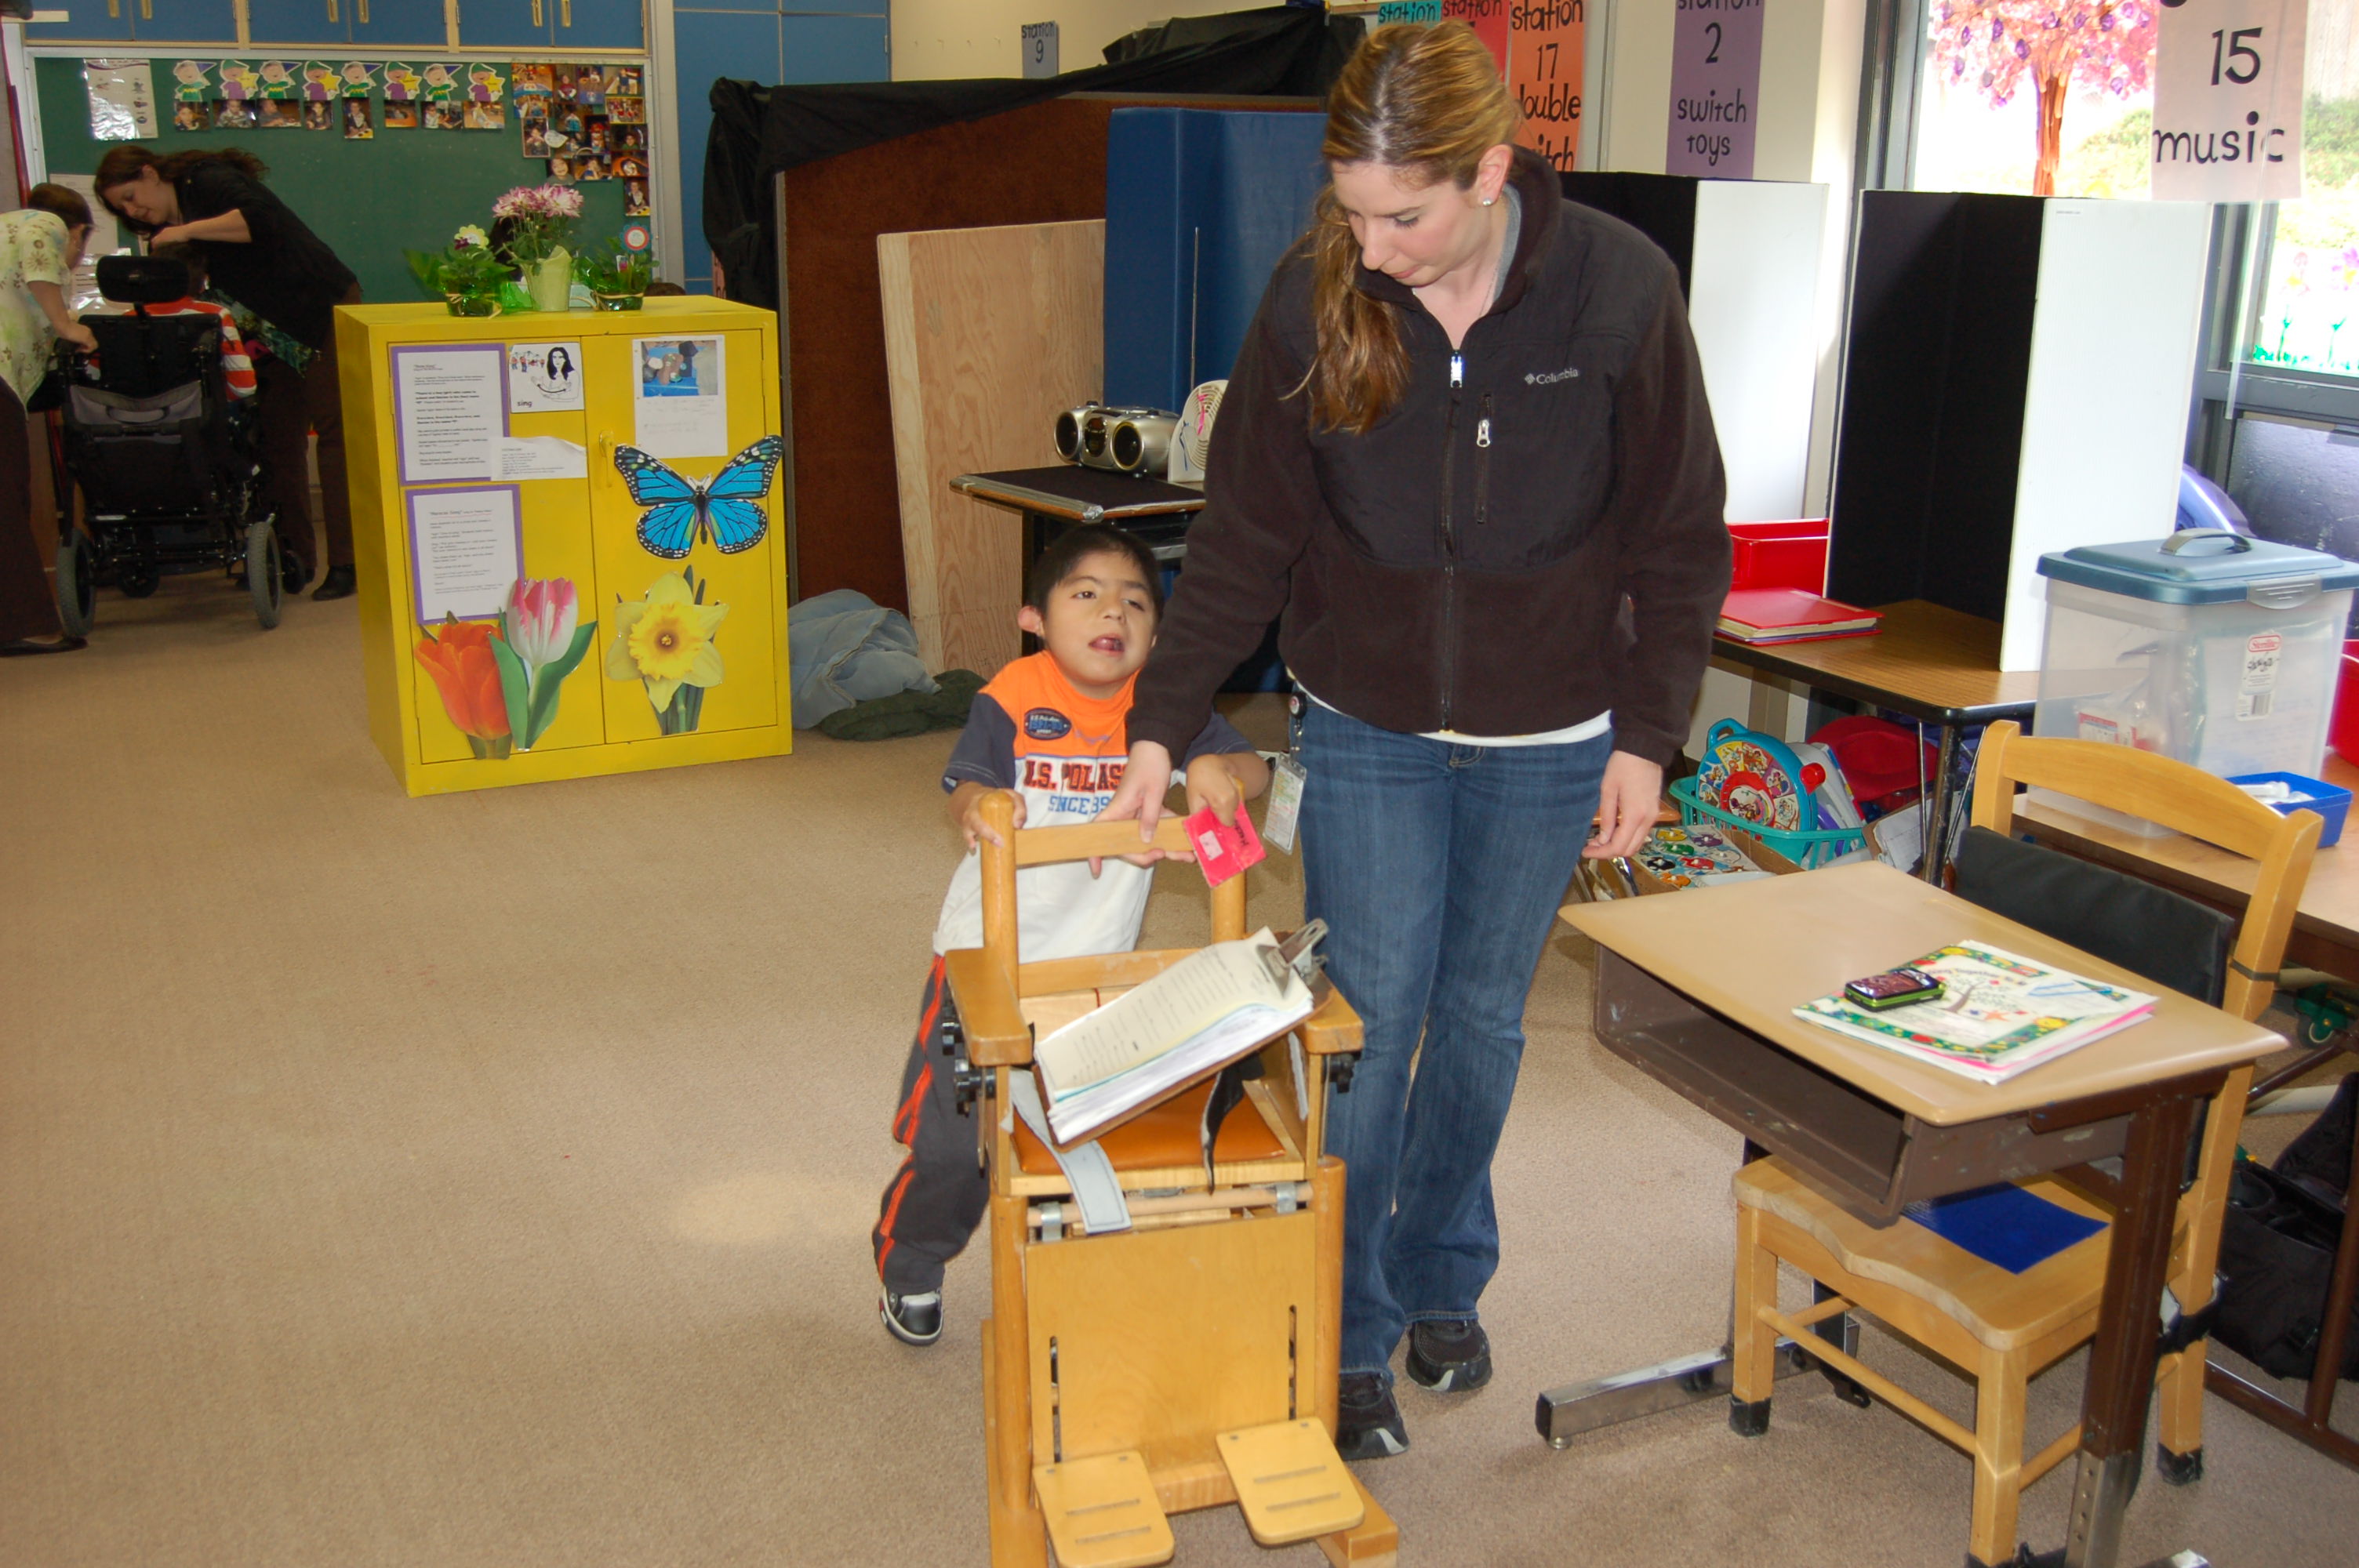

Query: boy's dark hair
[
  {"left": 148, "top": 239, "right": 205, "bottom": 285},
  {"left": 1026, "top": 524, "right": 1164, "bottom": 617}
]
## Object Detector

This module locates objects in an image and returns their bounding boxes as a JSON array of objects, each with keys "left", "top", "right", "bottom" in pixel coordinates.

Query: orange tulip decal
[{"left": 415, "top": 616, "right": 514, "bottom": 757}]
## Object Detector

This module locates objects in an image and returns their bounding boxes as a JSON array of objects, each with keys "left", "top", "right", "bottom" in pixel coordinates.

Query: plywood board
[{"left": 879, "top": 219, "right": 1105, "bottom": 676}]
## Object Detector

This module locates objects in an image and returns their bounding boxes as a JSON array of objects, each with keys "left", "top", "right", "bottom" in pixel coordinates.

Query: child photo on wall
[
  {"left": 522, "top": 122, "right": 548, "bottom": 158},
  {"left": 608, "top": 96, "right": 645, "bottom": 125},
  {"left": 216, "top": 99, "right": 256, "bottom": 129},
  {"left": 605, "top": 64, "right": 642, "bottom": 96},
  {"left": 383, "top": 99, "right": 420, "bottom": 129},
  {"left": 513, "top": 61, "right": 554, "bottom": 96},
  {"left": 173, "top": 100, "right": 212, "bottom": 132},
  {"left": 301, "top": 100, "right": 332, "bottom": 131},
  {"left": 343, "top": 97, "right": 373, "bottom": 140},
  {"left": 463, "top": 100, "right": 506, "bottom": 131},
  {"left": 260, "top": 100, "right": 301, "bottom": 129},
  {"left": 427, "top": 102, "right": 463, "bottom": 131},
  {"left": 624, "top": 179, "right": 649, "bottom": 216}
]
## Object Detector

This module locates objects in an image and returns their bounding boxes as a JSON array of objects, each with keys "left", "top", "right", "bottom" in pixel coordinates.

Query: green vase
[{"left": 527, "top": 247, "right": 572, "bottom": 313}]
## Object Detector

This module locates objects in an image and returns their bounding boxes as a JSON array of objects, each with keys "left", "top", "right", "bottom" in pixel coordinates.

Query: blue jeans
[{"left": 1299, "top": 701, "right": 1612, "bottom": 1383}]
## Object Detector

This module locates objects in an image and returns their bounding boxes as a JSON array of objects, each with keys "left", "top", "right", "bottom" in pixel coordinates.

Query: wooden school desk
[
  {"left": 2017, "top": 765, "right": 2359, "bottom": 1472},
  {"left": 950, "top": 466, "right": 1204, "bottom": 561},
  {"left": 1549, "top": 863, "right": 2284, "bottom": 1568},
  {"left": 1711, "top": 601, "right": 2042, "bottom": 880}
]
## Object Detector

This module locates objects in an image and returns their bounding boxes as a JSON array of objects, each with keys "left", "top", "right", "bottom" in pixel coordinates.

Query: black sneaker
[
  {"left": 880, "top": 1289, "right": 942, "bottom": 1347},
  {"left": 1335, "top": 1370, "right": 1408, "bottom": 1460},
  {"left": 1405, "top": 1317, "right": 1492, "bottom": 1392}
]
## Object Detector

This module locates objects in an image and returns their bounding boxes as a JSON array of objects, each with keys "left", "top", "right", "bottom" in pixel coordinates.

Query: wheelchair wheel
[
  {"left": 245, "top": 519, "right": 283, "bottom": 630},
  {"left": 117, "top": 562, "right": 159, "bottom": 598},
  {"left": 55, "top": 533, "right": 95, "bottom": 637}
]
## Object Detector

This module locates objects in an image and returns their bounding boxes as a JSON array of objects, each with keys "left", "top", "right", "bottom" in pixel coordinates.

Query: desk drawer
[{"left": 1591, "top": 949, "right": 2128, "bottom": 1221}]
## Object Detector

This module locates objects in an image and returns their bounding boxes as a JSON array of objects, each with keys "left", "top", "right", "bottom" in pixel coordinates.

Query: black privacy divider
[
  {"left": 1559, "top": 172, "right": 1700, "bottom": 300},
  {"left": 1828, "top": 192, "right": 2044, "bottom": 621}
]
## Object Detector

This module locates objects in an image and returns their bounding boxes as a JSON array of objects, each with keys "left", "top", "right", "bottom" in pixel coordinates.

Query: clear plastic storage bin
[{"left": 2034, "top": 529, "right": 2359, "bottom": 834}]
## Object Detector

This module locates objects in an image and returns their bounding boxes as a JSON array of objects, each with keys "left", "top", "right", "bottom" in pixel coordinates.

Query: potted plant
[
  {"left": 574, "top": 239, "right": 656, "bottom": 310},
  {"left": 491, "top": 183, "right": 585, "bottom": 313},
  {"left": 406, "top": 229, "right": 518, "bottom": 318}
]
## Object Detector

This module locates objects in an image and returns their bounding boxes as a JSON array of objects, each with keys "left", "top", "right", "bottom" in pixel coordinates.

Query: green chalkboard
[{"left": 35, "top": 57, "right": 637, "bottom": 309}]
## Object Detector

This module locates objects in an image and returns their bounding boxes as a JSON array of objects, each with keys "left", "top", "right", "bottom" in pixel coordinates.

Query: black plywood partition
[
  {"left": 1559, "top": 172, "right": 1699, "bottom": 299},
  {"left": 1829, "top": 192, "right": 2044, "bottom": 621}
]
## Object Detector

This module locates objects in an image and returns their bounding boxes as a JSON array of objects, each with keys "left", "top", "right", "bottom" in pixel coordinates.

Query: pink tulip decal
[
  {"left": 505, "top": 576, "right": 580, "bottom": 670},
  {"left": 486, "top": 575, "right": 599, "bottom": 752}
]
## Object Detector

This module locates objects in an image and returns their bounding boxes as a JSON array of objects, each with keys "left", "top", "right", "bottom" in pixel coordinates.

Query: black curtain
[{"left": 702, "top": 5, "right": 1363, "bottom": 311}]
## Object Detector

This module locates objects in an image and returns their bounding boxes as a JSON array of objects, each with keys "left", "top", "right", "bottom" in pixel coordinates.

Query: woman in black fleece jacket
[{"left": 1101, "top": 21, "right": 1732, "bottom": 1459}]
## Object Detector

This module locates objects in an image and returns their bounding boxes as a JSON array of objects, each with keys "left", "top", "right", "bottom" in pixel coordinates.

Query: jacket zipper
[
  {"left": 1474, "top": 394, "right": 1492, "bottom": 527},
  {"left": 1439, "top": 351, "right": 1465, "bottom": 729}
]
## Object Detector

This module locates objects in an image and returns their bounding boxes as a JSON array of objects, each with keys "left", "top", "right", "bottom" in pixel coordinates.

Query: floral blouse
[{"left": 0, "top": 209, "right": 71, "bottom": 406}]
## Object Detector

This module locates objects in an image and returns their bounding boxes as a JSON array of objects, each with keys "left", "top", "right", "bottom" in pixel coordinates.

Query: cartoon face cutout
[
  {"left": 383, "top": 65, "right": 420, "bottom": 102},
  {"left": 217, "top": 62, "right": 255, "bottom": 100}
]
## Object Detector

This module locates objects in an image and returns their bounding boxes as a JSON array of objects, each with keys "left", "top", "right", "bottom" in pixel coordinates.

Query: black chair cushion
[
  {"left": 1950, "top": 825, "right": 2235, "bottom": 1007},
  {"left": 96, "top": 253, "right": 191, "bottom": 305}
]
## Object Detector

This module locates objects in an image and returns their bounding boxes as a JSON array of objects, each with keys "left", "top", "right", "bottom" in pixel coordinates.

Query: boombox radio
[{"left": 1054, "top": 403, "right": 1178, "bottom": 477}]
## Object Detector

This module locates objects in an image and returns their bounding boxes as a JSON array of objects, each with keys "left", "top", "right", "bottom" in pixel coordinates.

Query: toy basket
[{"left": 1669, "top": 776, "right": 1867, "bottom": 869}]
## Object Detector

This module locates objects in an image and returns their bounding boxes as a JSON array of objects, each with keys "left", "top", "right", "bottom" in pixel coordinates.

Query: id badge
[{"left": 1263, "top": 753, "right": 1307, "bottom": 854}]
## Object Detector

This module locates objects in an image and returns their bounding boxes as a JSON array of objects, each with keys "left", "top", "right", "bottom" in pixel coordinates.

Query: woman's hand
[
  {"left": 59, "top": 321, "right": 96, "bottom": 354},
  {"left": 1092, "top": 740, "right": 1176, "bottom": 874},
  {"left": 1584, "top": 750, "right": 1664, "bottom": 861}
]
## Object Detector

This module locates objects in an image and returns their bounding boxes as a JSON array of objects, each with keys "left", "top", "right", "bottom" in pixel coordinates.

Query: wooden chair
[
  {"left": 943, "top": 790, "right": 1396, "bottom": 1568},
  {"left": 1728, "top": 721, "right": 2320, "bottom": 1568}
]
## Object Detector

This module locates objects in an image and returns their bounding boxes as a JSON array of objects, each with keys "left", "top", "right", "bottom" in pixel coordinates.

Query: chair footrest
[
  {"left": 1033, "top": 1450, "right": 1172, "bottom": 1568},
  {"left": 1217, "top": 1417, "right": 1366, "bottom": 1545}
]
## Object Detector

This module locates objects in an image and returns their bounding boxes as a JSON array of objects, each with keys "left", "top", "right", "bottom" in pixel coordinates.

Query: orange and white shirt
[
  {"left": 932, "top": 652, "right": 1254, "bottom": 961},
  {"left": 119, "top": 297, "right": 258, "bottom": 398}
]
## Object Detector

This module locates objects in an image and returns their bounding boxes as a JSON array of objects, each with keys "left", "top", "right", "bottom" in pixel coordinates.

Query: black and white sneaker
[
  {"left": 1404, "top": 1317, "right": 1492, "bottom": 1392},
  {"left": 880, "top": 1289, "right": 943, "bottom": 1346},
  {"left": 1335, "top": 1370, "right": 1408, "bottom": 1460}
]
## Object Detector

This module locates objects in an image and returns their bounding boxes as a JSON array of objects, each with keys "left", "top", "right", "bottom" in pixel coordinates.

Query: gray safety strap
[{"left": 1008, "top": 1070, "right": 1132, "bottom": 1234}]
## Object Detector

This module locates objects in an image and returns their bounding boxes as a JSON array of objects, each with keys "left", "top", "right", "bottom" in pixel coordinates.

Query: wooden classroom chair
[
  {"left": 943, "top": 790, "right": 1397, "bottom": 1568},
  {"left": 1728, "top": 720, "right": 2320, "bottom": 1568}
]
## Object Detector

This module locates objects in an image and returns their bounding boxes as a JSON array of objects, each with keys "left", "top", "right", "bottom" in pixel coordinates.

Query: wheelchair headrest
[{"left": 97, "top": 254, "right": 192, "bottom": 305}]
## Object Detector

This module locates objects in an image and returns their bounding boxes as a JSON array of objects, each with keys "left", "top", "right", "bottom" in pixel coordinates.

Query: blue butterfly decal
[{"left": 613, "top": 435, "right": 782, "bottom": 559}]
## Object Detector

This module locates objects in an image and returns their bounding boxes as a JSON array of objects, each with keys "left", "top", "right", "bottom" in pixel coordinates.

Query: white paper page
[
  {"left": 496, "top": 437, "right": 587, "bottom": 481},
  {"left": 409, "top": 488, "right": 520, "bottom": 623},
  {"left": 506, "top": 342, "right": 585, "bottom": 412},
  {"left": 394, "top": 347, "right": 506, "bottom": 483},
  {"left": 632, "top": 335, "right": 728, "bottom": 457},
  {"left": 1045, "top": 1004, "right": 1301, "bottom": 1145},
  {"left": 1035, "top": 932, "right": 1291, "bottom": 1101}
]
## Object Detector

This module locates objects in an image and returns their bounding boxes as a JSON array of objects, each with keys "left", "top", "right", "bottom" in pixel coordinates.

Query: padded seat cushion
[{"left": 1014, "top": 1077, "right": 1286, "bottom": 1176}]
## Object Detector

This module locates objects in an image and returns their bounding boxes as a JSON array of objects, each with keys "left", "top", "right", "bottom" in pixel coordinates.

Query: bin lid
[{"left": 2037, "top": 529, "right": 2359, "bottom": 604}]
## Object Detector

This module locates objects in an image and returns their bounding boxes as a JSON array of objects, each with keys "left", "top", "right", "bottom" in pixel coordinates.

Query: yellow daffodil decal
[{"left": 607, "top": 566, "right": 728, "bottom": 733}]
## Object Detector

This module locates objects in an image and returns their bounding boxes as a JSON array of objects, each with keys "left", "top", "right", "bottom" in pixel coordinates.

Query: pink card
[{"left": 1185, "top": 806, "right": 1266, "bottom": 887}]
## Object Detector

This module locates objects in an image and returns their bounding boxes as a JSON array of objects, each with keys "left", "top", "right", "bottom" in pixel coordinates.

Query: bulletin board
[{"left": 33, "top": 56, "right": 647, "bottom": 307}]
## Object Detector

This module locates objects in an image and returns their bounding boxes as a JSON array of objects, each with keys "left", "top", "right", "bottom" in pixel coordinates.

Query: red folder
[{"left": 1717, "top": 589, "right": 1882, "bottom": 644}]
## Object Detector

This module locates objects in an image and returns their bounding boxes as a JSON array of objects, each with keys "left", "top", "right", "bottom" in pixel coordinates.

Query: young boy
[{"left": 873, "top": 524, "right": 1271, "bottom": 1345}]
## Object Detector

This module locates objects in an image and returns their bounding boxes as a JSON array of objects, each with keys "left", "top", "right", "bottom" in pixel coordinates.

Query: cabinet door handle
[
  {"left": 106, "top": 0, "right": 118, "bottom": 18},
  {"left": 358, "top": 0, "right": 369, "bottom": 22},
  {"left": 562, "top": 1, "right": 572, "bottom": 25},
  {"left": 532, "top": 1, "right": 545, "bottom": 26},
  {"left": 326, "top": 0, "right": 339, "bottom": 25},
  {"left": 139, "top": 0, "right": 151, "bottom": 18}
]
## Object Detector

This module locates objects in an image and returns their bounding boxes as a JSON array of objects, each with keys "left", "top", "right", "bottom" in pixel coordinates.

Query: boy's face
[{"left": 1017, "top": 550, "right": 1158, "bottom": 699}]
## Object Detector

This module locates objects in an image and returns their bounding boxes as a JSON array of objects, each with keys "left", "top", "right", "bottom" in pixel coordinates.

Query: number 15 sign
[{"left": 2151, "top": 0, "right": 2306, "bottom": 201}]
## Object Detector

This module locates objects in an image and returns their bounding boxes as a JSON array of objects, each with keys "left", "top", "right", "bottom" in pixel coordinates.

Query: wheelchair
[{"left": 49, "top": 254, "right": 283, "bottom": 633}]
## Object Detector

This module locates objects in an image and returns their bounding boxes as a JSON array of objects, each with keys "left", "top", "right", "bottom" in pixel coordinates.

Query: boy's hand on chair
[
  {"left": 1584, "top": 751, "right": 1663, "bottom": 861},
  {"left": 951, "top": 781, "right": 1025, "bottom": 851}
]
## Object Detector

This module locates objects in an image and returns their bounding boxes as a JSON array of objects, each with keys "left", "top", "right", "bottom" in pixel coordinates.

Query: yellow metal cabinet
[{"left": 338, "top": 299, "right": 791, "bottom": 796}]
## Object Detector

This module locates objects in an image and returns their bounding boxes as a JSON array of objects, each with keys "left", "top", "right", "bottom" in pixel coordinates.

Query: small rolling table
[
  {"left": 1712, "top": 600, "right": 2041, "bottom": 881},
  {"left": 1547, "top": 863, "right": 2284, "bottom": 1568},
  {"left": 949, "top": 466, "right": 1204, "bottom": 563}
]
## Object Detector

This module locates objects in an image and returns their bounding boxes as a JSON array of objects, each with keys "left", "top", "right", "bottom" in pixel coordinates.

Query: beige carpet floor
[{"left": 3, "top": 576, "right": 2356, "bottom": 1567}]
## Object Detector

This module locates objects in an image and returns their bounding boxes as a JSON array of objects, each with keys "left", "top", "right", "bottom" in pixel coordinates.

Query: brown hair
[
  {"left": 91, "top": 145, "right": 268, "bottom": 230},
  {"left": 24, "top": 182, "right": 93, "bottom": 232},
  {"left": 1305, "top": 22, "right": 1519, "bottom": 434}
]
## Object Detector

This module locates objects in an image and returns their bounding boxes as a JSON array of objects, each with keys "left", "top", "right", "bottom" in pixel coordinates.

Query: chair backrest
[
  {"left": 96, "top": 253, "right": 191, "bottom": 304},
  {"left": 1968, "top": 720, "right": 2319, "bottom": 1022},
  {"left": 79, "top": 311, "right": 220, "bottom": 401},
  {"left": 972, "top": 789, "right": 1247, "bottom": 995}
]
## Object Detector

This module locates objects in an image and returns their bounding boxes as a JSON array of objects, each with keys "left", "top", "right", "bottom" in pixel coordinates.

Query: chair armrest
[
  {"left": 1298, "top": 986, "right": 1363, "bottom": 1056},
  {"left": 943, "top": 948, "right": 1031, "bottom": 1066}
]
